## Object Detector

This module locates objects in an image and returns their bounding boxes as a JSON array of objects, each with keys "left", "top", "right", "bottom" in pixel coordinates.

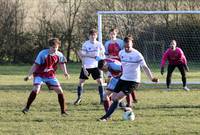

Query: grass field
[{"left": 0, "top": 64, "right": 200, "bottom": 135}]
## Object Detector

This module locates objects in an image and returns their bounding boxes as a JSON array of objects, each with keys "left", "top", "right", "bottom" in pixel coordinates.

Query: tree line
[{"left": 0, "top": 0, "right": 200, "bottom": 64}]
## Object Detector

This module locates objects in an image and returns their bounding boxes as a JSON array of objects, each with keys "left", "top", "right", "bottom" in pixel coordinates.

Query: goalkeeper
[{"left": 160, "top": 40, "right": 190, "bottom": 91}]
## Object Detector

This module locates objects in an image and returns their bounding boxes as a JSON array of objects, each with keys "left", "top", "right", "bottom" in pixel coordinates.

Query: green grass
[{"left": 0, "top": 64, "right": 200, "bottom": 135}]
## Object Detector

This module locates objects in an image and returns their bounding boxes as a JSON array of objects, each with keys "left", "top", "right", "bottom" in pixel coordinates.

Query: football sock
[
  {"left": 126, "top": 94, "right": 132, "bottom": 107},
  {"left": 182, "top": 76, "right": 186, "bottom": 87},
  {"left": 77, "top": 86, "right": 83, "bottom": 98},
  {"left": 131, "top": 91, "right": 137, "bottom": 102},
  {"left": 26, "top": 91, "right": 37, "bottom": 109},
  {"left": 58, "top": 93, "right": 66, "bottom": 113},
  {"left": 103, "top": 99, "right": 110, "bottom": 112},
  {"left": 102, "top": 100, "right": 119, "bottom": 119},
  {"left": 98, "top": 86, "right": 104, "bottom": 103}
]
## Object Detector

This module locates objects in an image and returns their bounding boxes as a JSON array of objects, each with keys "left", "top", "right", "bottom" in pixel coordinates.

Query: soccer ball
[{"left": 122, "top": 107, "right": 135, "bottom": 121}]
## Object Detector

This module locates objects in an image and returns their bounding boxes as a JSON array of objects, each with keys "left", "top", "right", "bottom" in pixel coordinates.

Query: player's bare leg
[{"left": 103, "top": 90, "right": 113, "bottom": 112}]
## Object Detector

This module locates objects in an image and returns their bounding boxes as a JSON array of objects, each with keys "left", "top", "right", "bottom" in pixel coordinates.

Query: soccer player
[
  {"left": 98, "top": 58, "right": 122, "bottom": 112},
  {"left": 104, "top": 28, "right": 124, "bottom": 60},
  {"left": 22, "top": 38, "right": 70, "bottom": 115},
  {"left": 105, "top": 28, "right": 137, "bottom": 106},
  {"left": 160, "top": 40, "right": 190, "bottom": 91},
  {"left": 74, "top": 28, "right": 105, "bottom": 105},
  {"left": 99, "top": 35, "right": 159, "bottom": 121}
]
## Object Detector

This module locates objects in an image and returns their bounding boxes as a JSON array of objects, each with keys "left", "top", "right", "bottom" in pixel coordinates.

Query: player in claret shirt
[
  {"left": 22, "top": 38, "right": 70, "bottom": 115},
  {"left": 98, "top": 58, "right": 122, "bottom": 112},
  {"left": 160, "top": 40, "right": 190, "bottom": 91}
]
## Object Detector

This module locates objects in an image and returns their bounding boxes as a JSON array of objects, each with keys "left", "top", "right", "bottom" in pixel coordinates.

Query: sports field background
[{"left": 0, "top": 64, "right": 199, "bottom": 135}]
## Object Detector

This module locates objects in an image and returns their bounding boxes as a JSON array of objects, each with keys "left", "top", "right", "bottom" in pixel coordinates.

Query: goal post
[{"left": 97, "top": 10, "right": 200, "bottom": 85}]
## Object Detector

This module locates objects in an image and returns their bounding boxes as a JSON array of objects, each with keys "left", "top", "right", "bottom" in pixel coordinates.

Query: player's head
[
  {"left": 49, "top": 38, "right": 61, "bottom": 53},
  {"left": 109, "top": 28, "right": 118, "bottom": 39},
  {"left": 124, "top": 35, "right": 134, "bottom": 52},
  {"left": 89, "top": 28, "right": 98, "bottom": 41},
  {"left": 170, "top": 40, "right": 177, "bottom": 50},
  {"left": 98, "top": 59, "right": 108, "bottom": 72}
]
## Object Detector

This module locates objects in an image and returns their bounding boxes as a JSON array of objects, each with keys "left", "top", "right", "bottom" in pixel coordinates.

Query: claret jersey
[{"left": 34, "top": 49, "right": 67, "bottom": 78}]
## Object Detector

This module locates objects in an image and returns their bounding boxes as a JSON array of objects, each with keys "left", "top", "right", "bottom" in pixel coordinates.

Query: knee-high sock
[
  {"left": 101, "top": 100, "right": 119, "bottom": 119},
  {"left": 26, "top": 91, "right": 37, "bottom": 109},
  {"left": 131, "top": 91, "right": 137, "bottom": 102},
  {"left": 77, "top": 86, "right": 83, "bottom": 98},
  {"left": 126, "top": 94, "right": 132, "bottom": 107},
  {"left": 166, "top": 74, "right": 172, "bottom": 88},
  {"left": 98, "top": 86, "right": 104, "bottom": 102},
  {"left": 182, "top": 76, "right": 186, "bottom": 87},
  {"left": 103, "top": 99, "right": 110, "bottom": 112},
  {"left": 58, "top": 93, "right": 66, "bottom": 113}
]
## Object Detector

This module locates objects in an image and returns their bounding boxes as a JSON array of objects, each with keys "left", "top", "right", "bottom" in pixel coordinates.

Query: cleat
[
  {"left": 118, "top": 102, "right": 126, "bottom": 109},
  {"left": 22, "top": 108, "right": 29, "bottom": 114},
  {"left": 74, "top": 98, "right": 82, "bottom": 105},
  {"left": 183, "top": 86, "right": 190, "bottom": 91},
  {"left": 61, "top": 111, "right": 69, "bottom": 116},
  {"left": 163, "top": 88, "right": 171, "bottom": 91},
  {"left": 100, "top": 100, "right": 103, "bottom": 105},
  {"left": 97, "top": 117, "right": 107, "bottom": 122},
  {"left": 133, "top": 99, "right": 138, "bottom": 103}
]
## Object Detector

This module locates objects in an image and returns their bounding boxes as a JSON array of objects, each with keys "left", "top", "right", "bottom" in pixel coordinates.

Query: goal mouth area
[{"left": 97, "top": 10, "right": 200, "bottom": 88}]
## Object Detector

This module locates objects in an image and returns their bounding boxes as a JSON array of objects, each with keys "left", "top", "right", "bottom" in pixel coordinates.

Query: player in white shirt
[
  {"left": 105, "top": 28, "right": 138, "bottom": 107},
  {"left": 99, "top": 35, "right": 159, "bottom": 121},
  {"left": 74, "top": 29, "right": 105, "bottom": 105}
]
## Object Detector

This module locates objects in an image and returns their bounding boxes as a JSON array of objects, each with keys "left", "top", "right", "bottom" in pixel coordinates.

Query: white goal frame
[{"left": 97, "top": 10, "right": 200, "bottom": 85}]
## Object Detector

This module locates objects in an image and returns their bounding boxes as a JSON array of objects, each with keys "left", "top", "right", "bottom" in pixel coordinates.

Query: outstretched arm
[
  {"left": 142, "top": 65, "right": 159, "bottom": 82},
  {"left": 60, "top": 63, "right": 70, "bottom": 79},
  {"left": 24, "top": 63, "right": 37, "bottom": 81},
  {"left": 160, "top": 51, "right": 168, "bottom": 75},
  {"left": 77, "top": 50, "right": 89, "bottom": 76},
  {"left": 160, "top": 51, "right": 168, "bottom": 68},
  {"left": 180, "top": 49, "right": 189, "bottom": 72}
]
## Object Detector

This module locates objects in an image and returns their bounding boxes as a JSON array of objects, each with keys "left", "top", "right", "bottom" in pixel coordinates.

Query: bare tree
[{"left": 57, "top": 0, "right": 82, "bottom": 61}]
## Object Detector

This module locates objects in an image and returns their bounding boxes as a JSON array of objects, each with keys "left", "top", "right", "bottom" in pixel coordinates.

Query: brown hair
[
  {"left": 89, "top": 28, "right": 98, "bottom": 35},
  {"left": 124, "top": 35, "right": 133, "bottom": 43},
  {"left": 49, "top": 38, "right": 61, "bottom": 47},
  {"left": 109, "top": 28, "right": 118, "bottom": 33},
  {"left": 98, "top": 59, "right": 106, "bottom": 69}
]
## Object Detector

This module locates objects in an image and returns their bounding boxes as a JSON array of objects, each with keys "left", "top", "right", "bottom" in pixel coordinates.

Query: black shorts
[
  {"left": 79, "top": 67, "right": 102, "bottom": 80},
  {"left": 114, "top": 79, "right": 139, "bottom": 95}
]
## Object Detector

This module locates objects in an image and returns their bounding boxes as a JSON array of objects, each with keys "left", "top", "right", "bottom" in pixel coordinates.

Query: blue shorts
[
  {"left": 107, "top": 77, "right": 119, "bottom": 92},
  {"left": 33, "top": 76, "right": 61, "bottom": 89}
]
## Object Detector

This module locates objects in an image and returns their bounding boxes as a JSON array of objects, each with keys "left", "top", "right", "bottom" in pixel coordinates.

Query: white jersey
[
  {"left": 119, "top": 49, "right": 147, "bottom": 82},
  {"left": 81, "top": 40, "right": 105, "bottom": 68}
]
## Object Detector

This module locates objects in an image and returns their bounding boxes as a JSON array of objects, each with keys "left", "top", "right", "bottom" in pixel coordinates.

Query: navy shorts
[
  {"left": 79, "top": 67, "right": 102, "bottom": 80},
  {"left": 114, "top": 79, "right": 139, "bottom": 95}
]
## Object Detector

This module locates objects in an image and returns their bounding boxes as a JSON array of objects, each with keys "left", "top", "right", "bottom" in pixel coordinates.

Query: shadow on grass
[
  {"left": 137, "top": 104, "right": 200, "bottom": 110},
  {"left": 0, "top": 83, "right": 100, "bottom": 92}
]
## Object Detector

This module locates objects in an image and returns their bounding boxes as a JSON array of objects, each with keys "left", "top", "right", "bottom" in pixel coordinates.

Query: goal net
[{"left": 97, "top": 11, "right": 200, "bottom": 87}]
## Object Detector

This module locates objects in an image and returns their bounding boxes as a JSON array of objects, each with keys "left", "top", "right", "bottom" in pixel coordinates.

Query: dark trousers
[{"left": 166, "top": 64, "right": 186, "bottom": 88}]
